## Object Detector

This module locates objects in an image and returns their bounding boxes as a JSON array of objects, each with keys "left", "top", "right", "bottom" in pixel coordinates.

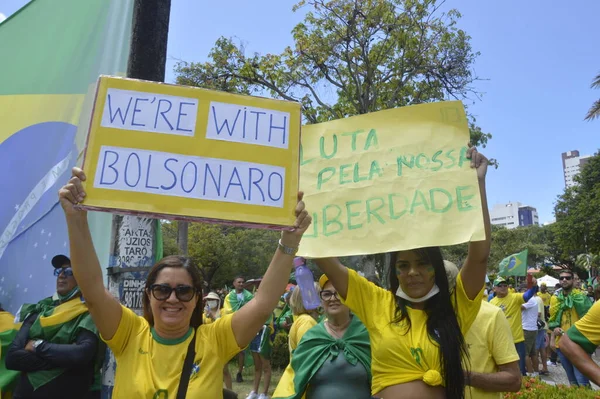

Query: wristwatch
[
  {"left": 32, "top": 339, "right": 44, "bottom": 351},
  {"left": 277, "top": 239, "right": 298, "bottom": 256}
]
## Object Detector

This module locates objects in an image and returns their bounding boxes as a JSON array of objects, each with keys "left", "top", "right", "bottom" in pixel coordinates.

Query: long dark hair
[
  {"left": 143, "top": 255, "right": 204, "bottom": 328},
  {"left": 389, "top": 247, "right": 469, "bottom": 399}
]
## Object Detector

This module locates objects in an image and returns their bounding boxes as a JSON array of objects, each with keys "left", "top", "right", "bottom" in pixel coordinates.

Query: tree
[
  {"left": 443, "top": 224, "right": 554, "bottom": 273},
  {"left": 161, "top": 221, "right": 279, "bottom": 289},
  {"left": 553, "top": 152, "right": 600, "bottom": 258},
  {"left": 175, "top": 0, "right": 494, "bottom": 151},
  {"left": 585, "top": 72, "right": 600, "bottom": 121}
]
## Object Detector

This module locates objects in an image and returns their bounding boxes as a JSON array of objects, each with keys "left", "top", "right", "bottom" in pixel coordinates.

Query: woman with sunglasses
[
  {"left": 58, "top": 167, "right": 312, "bottom": 399},
  {"left": 313, "top": 146, "right": 491, "bottom": 399},
  {"left": 273, "top": 274, "right": 371, "bottom": 398}
]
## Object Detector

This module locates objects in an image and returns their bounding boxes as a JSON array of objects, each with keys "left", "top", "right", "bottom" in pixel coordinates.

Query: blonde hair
[{"left": 289, "top": 283, "right": 320, "bottom": 316}]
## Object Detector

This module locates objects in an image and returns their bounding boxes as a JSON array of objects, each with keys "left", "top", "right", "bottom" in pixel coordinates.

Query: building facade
[
  {"left": 562, "top": 150, "right": 591, "bottom": 188},
  {"left": 490, "top": 202, "right": 539, "bottom": 229}
]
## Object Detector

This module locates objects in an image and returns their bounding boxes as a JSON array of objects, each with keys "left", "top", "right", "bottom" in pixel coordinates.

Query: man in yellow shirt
[
  {"left": 537, "top": 283, "right": 551, "bottom": 317},
  {"left": 548, "top": 269, "right": 592, "bottom": 387},
  {"left": 560, "top": 300, "right": 600, "bottom": 386},
  {"left": 464, "top": 301, "right": 521, "bottom": 398},
  {"left": 489, "top": 277, "right": 538, "bottom": 376}
]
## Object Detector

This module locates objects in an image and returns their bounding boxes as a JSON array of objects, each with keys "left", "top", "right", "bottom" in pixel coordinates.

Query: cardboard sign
[
  {"left": 81, "top": 76, "right": 301, "bottom": 228},
  {"left": 298, "top": 101, "right": 486, "bottom": 257}
]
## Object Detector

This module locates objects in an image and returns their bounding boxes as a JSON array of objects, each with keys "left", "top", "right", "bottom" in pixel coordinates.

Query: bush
[
  {"left": 271, "top": 331, "right": 290, "bottom": 370},
  {"left": 504, "top": 377, "right": 600, "bottom": 399}
]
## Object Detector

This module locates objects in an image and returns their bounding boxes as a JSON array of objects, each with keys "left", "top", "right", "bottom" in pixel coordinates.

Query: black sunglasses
[
  {"left": 149, "top": 284, "right": 198, "bottom": 302},
  {"left": 559, "top": 276, "right": 573, "bottom": 281},
  {"left": 54, "top": 267, "right": 74, "bottom": 277},
  {"left": 320, "top": 290, "right": 340, "bottom": 301}
]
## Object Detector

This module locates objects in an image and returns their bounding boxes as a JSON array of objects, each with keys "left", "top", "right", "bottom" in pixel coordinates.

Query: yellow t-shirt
[
  {"left": 537, "top": 292, "right": 551, "bottom": 307},
  {"left": 490, "top": 293, "right": 526, "bottom": 343},
  {"left": 103, "top": 305, "right": 241, "bottom": 398},
  {"left": 343, "top": 269, "right": 482, "bottom": 394},
  {"left": 288, "top": 313, "right": 317, "bottom": 353},
  {"left": 567, "top": 300, "right": 600, "bottom": 353},
  {"left": 550, "top": 294, "right": 581, "bottom": 348},
  {"left": 465, "top": 302, "right": 520, "bottom": 399}
]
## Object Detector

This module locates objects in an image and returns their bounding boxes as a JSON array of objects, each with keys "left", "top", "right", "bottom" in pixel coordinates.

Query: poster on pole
[
  {"left": 297, "top": 101, "right": 486, "bottom": 257},
  {"left": 80, "top": 76, "right": 301, "bottom": 228}
]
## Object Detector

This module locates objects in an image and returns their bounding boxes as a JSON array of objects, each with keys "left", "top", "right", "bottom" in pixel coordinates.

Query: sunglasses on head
[
  {"left": 149, "top": 284, "right": 198, "bottom": 302},
  {"left": 559, "top": 276, "right": 573, "bottom": 281},
  {"left": 320, "top": 290, "right": 340, "bottom": 301},
  {"left": 54, "top": 267, "right": 74, "bottom": 277},
  {"left": 497, "top": 283, "right": 508, "bottom": 288}
]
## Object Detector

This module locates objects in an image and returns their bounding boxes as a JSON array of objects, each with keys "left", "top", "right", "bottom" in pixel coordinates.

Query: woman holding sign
[
  {"left": 314, "top": 146, "right": 491, "bottom": 399},
  {"left": 58, "top": 167, "right": 311, "bottom": 399}
]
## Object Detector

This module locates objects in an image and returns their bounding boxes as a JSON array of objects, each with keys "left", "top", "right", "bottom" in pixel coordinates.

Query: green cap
[{"left": 493, "top": 277, "right": 507, "bottom": 287}]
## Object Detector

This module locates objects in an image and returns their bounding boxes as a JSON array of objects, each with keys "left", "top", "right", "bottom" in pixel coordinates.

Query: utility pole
[{"left": 102, "top": 1, "right": 171, "bottom": 397}]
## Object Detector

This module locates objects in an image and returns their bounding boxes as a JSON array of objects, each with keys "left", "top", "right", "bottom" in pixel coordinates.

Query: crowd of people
[{"left": 0, "top": 147, "right": 599, "bottom": 399}]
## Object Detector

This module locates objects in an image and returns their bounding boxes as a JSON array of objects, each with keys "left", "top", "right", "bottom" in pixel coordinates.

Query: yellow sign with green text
[
  {"left": 81, "top": 76, "right": 301, "bottom": 228},
  {"left": 298, "top": 101, "right": 485, "bottom": 257}
]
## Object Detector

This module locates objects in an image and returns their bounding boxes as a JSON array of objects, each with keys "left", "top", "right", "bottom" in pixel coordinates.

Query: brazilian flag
[
  {"left": 498, "top": 249, "right": 528, "bottom": 277},
  {"left": 0, "top": 0, "right": 133, "bottom": 312},
  {"left": 0, "top": 311, "right": 20, "bottom": 397}
]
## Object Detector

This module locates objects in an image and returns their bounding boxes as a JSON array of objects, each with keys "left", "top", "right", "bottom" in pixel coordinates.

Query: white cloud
[{"left": 0, "top": 13, "right": 6, "bottom": 23}]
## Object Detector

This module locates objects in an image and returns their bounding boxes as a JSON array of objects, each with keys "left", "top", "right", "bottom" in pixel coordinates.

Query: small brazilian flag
[{"left": 498, "top": 249, "right": 528, "bottom": 277}]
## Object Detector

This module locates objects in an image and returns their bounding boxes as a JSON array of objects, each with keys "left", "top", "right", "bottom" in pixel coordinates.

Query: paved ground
[{"left": 539, "top": 352, "right": 600, "bottom": 389}]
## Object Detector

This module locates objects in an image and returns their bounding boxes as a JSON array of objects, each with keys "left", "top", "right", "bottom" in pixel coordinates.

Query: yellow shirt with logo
[
  {"left": 465, "top": 302, "right": 520, "bottom": 399},
  {"left": 490, "top": 293, "right": 526, "bottom": 343},
  {"left": 103, "top": 305, "right": 241, "bottom": 398},
  {"left": 537, "top": 292, "right": 551, "bottom": 307},
  {"left": 567, "top": 300, "right": 600, "bottom": 353},
  {"left": 343, "top": 269, "right": 482, "bottom": 395},
  {"left": 288, "top": 313, "right": 317, "bottom": 353}
]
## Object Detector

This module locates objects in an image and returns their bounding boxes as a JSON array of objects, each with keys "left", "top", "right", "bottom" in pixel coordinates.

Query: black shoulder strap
[{"left": 176, "top": 330, "right": 197, "bottom": 399}]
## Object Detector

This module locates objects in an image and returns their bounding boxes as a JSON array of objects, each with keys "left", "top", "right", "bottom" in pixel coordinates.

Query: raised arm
[
  {"left": 231, "top": 193, "right": 312, "bottom": 348},
  {"left": 314, "top": 258, "right": 349, "bottom": 300},
  {"left": 559, "top": 334, "right": 600, "bottom": 385},
  {"left": 460, "top": 146, "right": 491, "bottom": 300},
  {"left": 58, "top": 167, "right": 122, "bottom": 340}
]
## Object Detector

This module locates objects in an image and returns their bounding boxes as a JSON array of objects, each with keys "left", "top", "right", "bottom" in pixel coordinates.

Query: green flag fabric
[
  {"left": 498, "top": 249, "right": 528, "bottom": 277},
  {"left": 16, "top": 294, "right": 98, "bottom": 390},
  {"left": 0, "top": 311, "right": 20, "bottom": 396},
  {"left": 272, "top": 316, "right": 371, "bottom": 399}
]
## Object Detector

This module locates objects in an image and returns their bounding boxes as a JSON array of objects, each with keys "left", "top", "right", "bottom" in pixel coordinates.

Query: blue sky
[{"left": 3, "top": 0, "right": 599, "bottom": 224}]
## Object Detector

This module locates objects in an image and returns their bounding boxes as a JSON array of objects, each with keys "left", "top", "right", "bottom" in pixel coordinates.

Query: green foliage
[
  {"left": 161, "top": 221, "right": 279, "bottom": 289},
  {"left": 270, "top": 331, "right": 290, "bottom": 370},
  {"left": 553, "top": 152, "right": 600, "bottom": 259},
  {"left": 174, "top": 0, "right": 494, "bottom": 157},
  {"left": 577, "top": 253, "right": 600, "bottom": 270},
  {"left": 504, "top": 377, "right": 599, "bottom": 398},
  {"left": 443, "top": 225, "right": 556, "bottom": 272}
]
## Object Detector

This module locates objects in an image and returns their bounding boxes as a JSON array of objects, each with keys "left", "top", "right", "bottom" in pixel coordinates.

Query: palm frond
[
  {"left": 585, "top": 99, "right": 600, "bottom": 121},
  {"left": 591, "top": 72, "right": 600, "bottom": 89}
]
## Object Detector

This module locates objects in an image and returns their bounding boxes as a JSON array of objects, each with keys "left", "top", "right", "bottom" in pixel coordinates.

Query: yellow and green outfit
[
  {"left": 273, "top": 316, "right": 371, "bottom": 399},
  {"left": 0, "top": 311, "right": 20, "bottom": 398},
  {"left": 103, "top": 305, "right": 241, "bottom": 398},
  {"left": 15, "top": 292, "right": 99, "bottom": 392},
  {"left": 548, "top": 289, "right": 592, "bottom": 347},
  {"left": 567, "top": 300, "right": 600, "bottom": 353},
  {"left": 341, "top": 269, "right": 482, "bottom": 395},
  {"left": 222, "top": 290, "right": 253, "bottom": 316}
]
